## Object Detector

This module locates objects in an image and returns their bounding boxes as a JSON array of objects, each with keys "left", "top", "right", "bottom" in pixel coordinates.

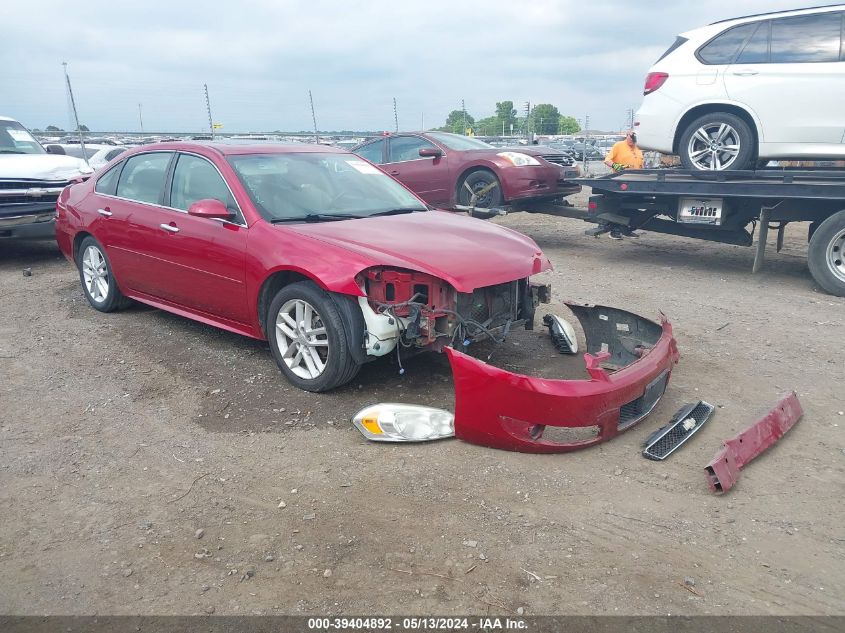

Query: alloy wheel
[
  {"left": 81, "top": 245, "right": 109, "bottom": 303},
  {"left": 274, "top": 299, "right": 329, "bottom": 380},
  {"left": 826, "top": 228, "right": 845, "bottom": 283},
  {"left": 687, "top": 123, "right": 741, "bottom": 170}
]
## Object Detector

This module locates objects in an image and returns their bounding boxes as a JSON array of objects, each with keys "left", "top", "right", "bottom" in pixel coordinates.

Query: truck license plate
[{"left": 678, "top": 197, "right": 723, "bottom": 225}]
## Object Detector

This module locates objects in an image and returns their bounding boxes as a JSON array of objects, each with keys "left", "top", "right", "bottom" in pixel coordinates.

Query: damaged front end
[
  {"left": 356, "top": 267, "right": 550, "bottom": 357},
  {"left": 446, "top": 302, "right": 680, "bottom": 453}
]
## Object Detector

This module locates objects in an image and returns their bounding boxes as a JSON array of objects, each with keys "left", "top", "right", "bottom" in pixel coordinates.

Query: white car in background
[
  {"left": 635, "top": 4, "right": 845, "bottom": 170},
  {"left": 45, "top": 144, "right": 127, "bottom": 170}
]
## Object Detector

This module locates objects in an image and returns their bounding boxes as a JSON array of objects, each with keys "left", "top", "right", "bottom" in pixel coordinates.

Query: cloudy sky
[{"left": 5, "top": 0, "right": 801, "bottom": 133}]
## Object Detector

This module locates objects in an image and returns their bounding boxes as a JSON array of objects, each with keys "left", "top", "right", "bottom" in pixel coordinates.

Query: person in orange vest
[{"left": 604, "top": 131, "right": 644, "bottom": 171}]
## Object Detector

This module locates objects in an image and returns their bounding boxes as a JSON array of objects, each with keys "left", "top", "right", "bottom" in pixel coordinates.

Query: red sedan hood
[{"left": 286, "top": 211, "right": 551, "bottom": 292}]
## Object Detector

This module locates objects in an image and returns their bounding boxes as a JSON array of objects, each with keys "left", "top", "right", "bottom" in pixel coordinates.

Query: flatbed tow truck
[{"left": 464, "top": 167, "right": 845, "bottom": 297}]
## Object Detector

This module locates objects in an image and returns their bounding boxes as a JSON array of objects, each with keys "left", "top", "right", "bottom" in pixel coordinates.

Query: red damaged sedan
[
  {"left": 353, "top": 132, "right": 581, "bottom": 209},
  {"left": 55, "top": 142, "right": 553, "bottom": 391}
]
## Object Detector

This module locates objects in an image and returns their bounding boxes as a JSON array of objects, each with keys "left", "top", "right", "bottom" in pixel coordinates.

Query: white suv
[{"left": 635, "top": 5, "right": 845, "bottom": 170}]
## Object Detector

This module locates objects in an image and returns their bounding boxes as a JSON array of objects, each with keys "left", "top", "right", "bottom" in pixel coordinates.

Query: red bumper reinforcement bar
[{"left": 704, "top": 391, "right": 804, "bottom": 494}]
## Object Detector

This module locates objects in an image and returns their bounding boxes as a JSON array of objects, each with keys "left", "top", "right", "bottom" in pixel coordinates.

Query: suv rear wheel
[{"left": 679, "top": 112, "right": 754, "bottom": 171}]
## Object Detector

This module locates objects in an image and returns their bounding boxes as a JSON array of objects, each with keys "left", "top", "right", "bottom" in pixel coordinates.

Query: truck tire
[
  {"left": 808, "top": 209, "right": 845, "bottom": 297},
  {"left": 679, "top": 112, "right": 755, "bottom": 171}
]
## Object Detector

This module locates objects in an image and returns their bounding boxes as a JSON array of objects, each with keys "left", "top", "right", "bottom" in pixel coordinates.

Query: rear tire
[
  {"left": 457, "top": 170, "right": 503, "bottom": 208},
  {"left": 808, "top": 209, "right": 845, "bottom": 297},
  {"left": 267, "top": 281, "right": 361, "bottom": 392},
  {"left": 679, "top": 112, "right": 755, "bottom": 171},
  {"left": 76, "top": 236, "right": 131, "bottom": 312}
]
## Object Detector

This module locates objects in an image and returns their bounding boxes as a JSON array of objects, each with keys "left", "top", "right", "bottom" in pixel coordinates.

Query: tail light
[{"left": 643, "top": 72, "right": 668, "bottom": 95}]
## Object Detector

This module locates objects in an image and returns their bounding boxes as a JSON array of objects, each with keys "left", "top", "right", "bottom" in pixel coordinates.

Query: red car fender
[{"left": 446, "top": 303, "right": 680, "bottom": 453}]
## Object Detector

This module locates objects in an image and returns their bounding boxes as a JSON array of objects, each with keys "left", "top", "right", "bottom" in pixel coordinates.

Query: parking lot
[{"left": 1, "top": 188, "right": 843, "bottom": 616}]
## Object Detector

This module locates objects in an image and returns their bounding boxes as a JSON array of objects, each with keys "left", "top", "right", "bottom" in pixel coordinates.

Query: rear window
[
  {"left": 698, "top": 23, "right": 757, "bottom": 64},
  {"left": 656, "top": 36, "right": 688, "bottom": 62},
  {"left": 770, "top": 12, "right": 842, "bottom": 63},
  {"left": 116, "top": 152, "right": 172, "bottom": 205},
  {"left": 95, "top": 162, "right": 123, "bottom": 195},
  {"left": 736, "top": 22, "right": 770, "bottom": 63}
]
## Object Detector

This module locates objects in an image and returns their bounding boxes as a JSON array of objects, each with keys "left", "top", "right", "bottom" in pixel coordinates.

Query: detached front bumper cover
[{"left": 446, "top": 302, "right": 680, "bottom": 453}]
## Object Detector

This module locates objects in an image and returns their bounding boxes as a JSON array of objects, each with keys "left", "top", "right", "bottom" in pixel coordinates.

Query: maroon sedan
[
  {"left": 353, "top": 132, "right": 581, "bottom": 209},
  {"left": 55, "top": 142, "right": 552, "bottom": 392}
]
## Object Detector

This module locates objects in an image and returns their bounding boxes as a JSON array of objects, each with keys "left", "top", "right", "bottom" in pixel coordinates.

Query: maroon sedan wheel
[{"left": 458, "top": 170, "right": 503, "bottom": 208}]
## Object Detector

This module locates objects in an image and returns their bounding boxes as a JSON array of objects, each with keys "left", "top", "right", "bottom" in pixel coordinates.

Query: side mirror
[
  {"left": 187, "top": 198, "right": 232, "bottom": 220},
  {"left": 419, "top": 147, "right": 443, "bottom": 158},
  {"left": 45, "top": 144, "right": 66, "bottom": 155}
]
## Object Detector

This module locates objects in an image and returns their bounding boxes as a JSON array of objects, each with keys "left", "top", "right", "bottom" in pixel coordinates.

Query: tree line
[{"left": 439, "top": 101, "right": 580, "bottom": 136}]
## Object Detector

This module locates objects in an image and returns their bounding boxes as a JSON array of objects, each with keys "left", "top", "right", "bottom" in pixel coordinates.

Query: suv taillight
[{"left": 643, "top": 72, "right": 668, "bottom": 95}]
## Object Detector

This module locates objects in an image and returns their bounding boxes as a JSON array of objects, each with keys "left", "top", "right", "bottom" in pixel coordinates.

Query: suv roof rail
[{"left": 709, "top": 3, "right": 845, "bottom": 25}]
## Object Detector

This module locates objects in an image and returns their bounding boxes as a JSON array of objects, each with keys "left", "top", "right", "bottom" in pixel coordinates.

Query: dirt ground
[{"left": 1, "top": 187, "right": 843, "bottom": 617}]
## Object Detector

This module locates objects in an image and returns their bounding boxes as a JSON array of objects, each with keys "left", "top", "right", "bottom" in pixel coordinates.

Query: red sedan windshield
[{"left": 228, "top": 152, "right": 427, "bottom": 221}]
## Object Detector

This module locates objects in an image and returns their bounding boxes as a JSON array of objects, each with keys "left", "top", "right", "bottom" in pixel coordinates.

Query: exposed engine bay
[{"left": 355, "top": 267, "right": 551, "bottom": 358}]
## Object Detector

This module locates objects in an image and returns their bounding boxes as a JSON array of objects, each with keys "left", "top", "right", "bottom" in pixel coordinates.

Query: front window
[
  {"left": 227, "top": 152, "right": 427, "bottom": 222},
  {"left": 426, "top": 132, "right": 493, "bottom": 151},
  {"left": 0, "top": 120, "right": 45, "bottom": 155},
  {"left": 170, "top": 154, "right": 237, "bottom": 213},
  {"left": 388, "top": 136, "right": 439, "bottom": 162}
]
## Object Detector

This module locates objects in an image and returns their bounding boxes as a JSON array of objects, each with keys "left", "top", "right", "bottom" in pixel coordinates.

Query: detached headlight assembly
[
  {"left": 352, "top": 403, "right": 455, "bottom": 442},
  {"left": 497, "top": 151, "right": 541, "bottom": 167}
]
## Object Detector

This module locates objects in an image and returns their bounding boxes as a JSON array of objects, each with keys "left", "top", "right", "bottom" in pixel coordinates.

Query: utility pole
[
  {"left": 626, "top": 107, "right": 634, "bottom": 130},
  {"left": 393, "top": 97, "right": 398, "bottom": 133},
  {"left": 309, "top": 90, "right": 319, "bottom": 143},
  {"left": 62, "top": 62, "right": 88, "bottom": 166},
  {"left": 138, "top": 103, "right": 144, "bottom": 134},
  {"left": 523, "top": 102, "right": 531, "bottom": 142},
  {"left": 582, "top": 113, "right": 590, "bottom": 174},
  {"left": 204, "top": 84, "right": 214, "bottom": 138}
]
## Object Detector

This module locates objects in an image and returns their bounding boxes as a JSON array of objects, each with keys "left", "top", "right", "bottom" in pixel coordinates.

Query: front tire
[
  {"left": 458, "top": 170, "right": 503, "bottom": 208},
  {"left": 76, "top": 236, "right": 131, "bottom": 312},
  {"left": 808, "top": 209, "right": 845, "bottom": 297},
  {"left": 679, "top": 112, "right": 755, "bottom": 171},
  {"left": 267, "top": 281, "right": 361, "bottom": 392}
]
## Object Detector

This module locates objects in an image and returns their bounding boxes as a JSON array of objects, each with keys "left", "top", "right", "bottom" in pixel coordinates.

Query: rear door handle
[
  {"left": 97, "top": 208, "right": 112, "bottom": 217},
  {"left": 159, "top": 223, "right": 179, "bottom": 233},
  {"left": 732, "top": 70, "right": 759, "bottom": 76}
]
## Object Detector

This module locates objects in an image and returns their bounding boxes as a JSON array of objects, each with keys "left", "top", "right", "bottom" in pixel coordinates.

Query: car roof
[
  {"left": 710, "top": 3, "right": 845, "bottom": 25},
  {"left": 0, "top": 115, "right": 19, "bottom": 122},
  {"left": 679, "top": 3, "right": 845, "bottom": 40},
  {"left": 129, "top": 141, "right": 348, "bottom": 156}
]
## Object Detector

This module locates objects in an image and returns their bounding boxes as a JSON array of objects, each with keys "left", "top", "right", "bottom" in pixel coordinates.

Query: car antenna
[{"left": 62, "top": 62, "right": 90, "bottom": 168}]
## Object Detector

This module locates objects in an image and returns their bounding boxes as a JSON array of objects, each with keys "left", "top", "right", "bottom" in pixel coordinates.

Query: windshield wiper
[
  {"left": 269, "top": 212, "right": 366, "bottom": 223},
  {"left": 269, "top": 208, "right": 425, "bottom": 223},
  {"left": 367, "top": 207, "right": 426, "bottom": 217}
]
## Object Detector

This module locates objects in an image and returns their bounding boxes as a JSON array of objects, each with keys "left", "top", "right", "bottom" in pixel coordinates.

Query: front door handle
[
  {"left": 159, "top": 223, "right": 179, "bottom": 233},
  {"left": 732, "top": 70, "right": 759, "bottom": 76},
  {"left": 97, "top": 208, "right": 112, "bottom": 217}
]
